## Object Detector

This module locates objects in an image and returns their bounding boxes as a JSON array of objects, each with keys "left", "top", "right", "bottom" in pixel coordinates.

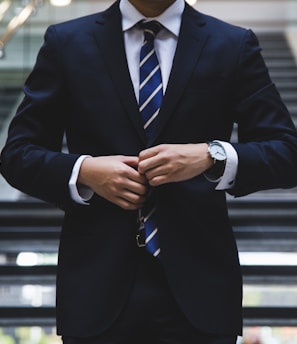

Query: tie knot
[{"left": 140, "top": 20, "right": 162, "bottom": 41}]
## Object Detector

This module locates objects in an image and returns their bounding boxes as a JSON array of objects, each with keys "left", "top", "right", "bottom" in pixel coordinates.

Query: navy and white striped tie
[{"left": 138, "top": 20, "right": 163, "bottom": 258}]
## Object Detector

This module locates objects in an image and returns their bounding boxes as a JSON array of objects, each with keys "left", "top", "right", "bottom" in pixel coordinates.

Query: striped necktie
[
  {"left": 138, "top": 20, "right": 163, "bottom": 258},
  {"left": 139, "top": 20, "right": 163, "bottom": 141}
]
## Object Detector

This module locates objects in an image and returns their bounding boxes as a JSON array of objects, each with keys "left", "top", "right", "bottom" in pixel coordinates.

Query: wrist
[
  {"left": 78, "top": 156, "right": 94, "bottom": 187},
  {"left": 205, "top": 141, "right": 227, "bottom": 180},
  {"left": 203, "top": 143, "right": 214, "bottom": 171}
]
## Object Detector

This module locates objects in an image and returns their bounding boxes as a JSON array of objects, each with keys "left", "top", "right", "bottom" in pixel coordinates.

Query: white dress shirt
[{"left": 69, "top": 0, "right": 238, "bottom": 204}]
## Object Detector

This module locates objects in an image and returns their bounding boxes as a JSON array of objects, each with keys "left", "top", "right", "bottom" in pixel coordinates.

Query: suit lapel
[
  {"left": 92, "top": 3, "right": 209, "bottom": 147},
  {"left": 148, "top": 5, "right": 208, "bottom": 146},
  {"left": 93, "top": 2, "right": 146, "bottom": 145}
]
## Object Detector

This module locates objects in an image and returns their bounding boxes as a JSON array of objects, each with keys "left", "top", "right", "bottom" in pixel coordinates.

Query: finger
[
  {"left": 103, "top": 187, "right": 146, "bottom": 210},
  {"left": 128, "top": 168, "right": 148, "bottom": 185},
  {"left": 122, "top": 189, "right": 147, "bottom": 204},
  {"left": 117, "top": 156, "right": 147, "bottom": 184},
  {"left": 117, "top": 192, "right": 146, "bottom": 209},
  {"left": 139, "top": 146, "right": 160, "bottom": 161},
  {"left": 115, "top": 197, "right": 143, "bottom": 210},
  {"left": 138, "top": 146, "right": 165, "bottom": 172},
  {"left": 138, "top": 154, "right": 164, "bottom": 175},
  {"left": 124, "top": 179, "right": 148, "bottom": 196},
  {"left": 147, "top": 174, "right": 169, "bottom": 187},
  {"left": 121, "top": 155, "right": 139, "bottom": 168}
]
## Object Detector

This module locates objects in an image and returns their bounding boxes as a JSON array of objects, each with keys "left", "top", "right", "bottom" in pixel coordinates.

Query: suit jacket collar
[{"left": 93, "top": 2, "right": 208, "bottom": 147}]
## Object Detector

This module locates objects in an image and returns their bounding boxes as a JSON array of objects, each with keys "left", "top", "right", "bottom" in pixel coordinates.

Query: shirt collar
[{"left": 120, "top": 0, "right": 185, "bottom": 37}]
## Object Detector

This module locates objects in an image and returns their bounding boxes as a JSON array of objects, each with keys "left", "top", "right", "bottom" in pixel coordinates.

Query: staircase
[
  {"left": 259, "top": 33, "right": 297, "bottom": 127},
  {"left": 0, "top": 32, "right": 297, "bottom": 336}
]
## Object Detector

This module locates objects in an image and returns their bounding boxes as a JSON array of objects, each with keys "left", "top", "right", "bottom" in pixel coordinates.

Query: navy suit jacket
[{"left": 2, "top": 1, "right": 297, "bottom": 337}]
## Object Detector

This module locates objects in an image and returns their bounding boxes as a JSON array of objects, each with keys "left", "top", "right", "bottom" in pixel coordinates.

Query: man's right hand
[{"left": 78, "top": 156, "right": 148, "bottom": 210}]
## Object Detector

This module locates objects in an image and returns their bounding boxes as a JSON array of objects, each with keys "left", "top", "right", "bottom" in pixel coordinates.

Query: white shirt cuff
[
  {"left": 215, "top": 141, "right": 238, "bottom": 190},
  {"left": 69, "top": 155, "right": 94, "bottom": 205}
]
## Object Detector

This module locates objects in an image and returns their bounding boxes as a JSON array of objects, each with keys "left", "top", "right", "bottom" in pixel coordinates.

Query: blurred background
[{"left": 0, "top": 1, "right": 297, "bottom": 343}]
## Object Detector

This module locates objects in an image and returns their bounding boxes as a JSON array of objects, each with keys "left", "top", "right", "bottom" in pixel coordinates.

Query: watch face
[{"left": 209, "top": 143, "right": 226, "bottom": 161}]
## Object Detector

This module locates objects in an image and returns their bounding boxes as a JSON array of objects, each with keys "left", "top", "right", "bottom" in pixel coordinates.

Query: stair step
[{"left": 265, "top": 60, "right": 297, "bottom": 69}]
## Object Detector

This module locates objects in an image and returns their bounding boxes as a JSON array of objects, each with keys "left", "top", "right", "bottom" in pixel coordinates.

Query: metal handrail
[
  {"left": 0, "top": 0, "right": 38, "bottom": 58},
  {"left": 0, "top": 0, "right": 11, "bottom": 21}
]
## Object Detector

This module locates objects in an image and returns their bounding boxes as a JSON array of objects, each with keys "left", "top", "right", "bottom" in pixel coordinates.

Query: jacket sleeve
[
  {"left": 0, "top": 25, "right": 80, "bottom": 207},
  {"left": 229, "top": 30, "right": 297, "bottom": 197}
]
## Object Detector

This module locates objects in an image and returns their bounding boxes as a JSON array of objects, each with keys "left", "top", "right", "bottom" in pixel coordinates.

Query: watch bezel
[{"left": 207, "top": 141, "right": 227, "bottom": 162}]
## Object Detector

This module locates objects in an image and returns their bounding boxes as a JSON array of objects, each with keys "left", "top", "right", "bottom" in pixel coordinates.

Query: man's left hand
[{"left": 138, "top": 143, "right": 213, "bottom": 186}]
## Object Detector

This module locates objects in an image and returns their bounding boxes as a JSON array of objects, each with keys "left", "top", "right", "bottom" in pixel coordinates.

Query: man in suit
[{"left": 1, "top": 0, "right": 297, "bottom": 343}]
